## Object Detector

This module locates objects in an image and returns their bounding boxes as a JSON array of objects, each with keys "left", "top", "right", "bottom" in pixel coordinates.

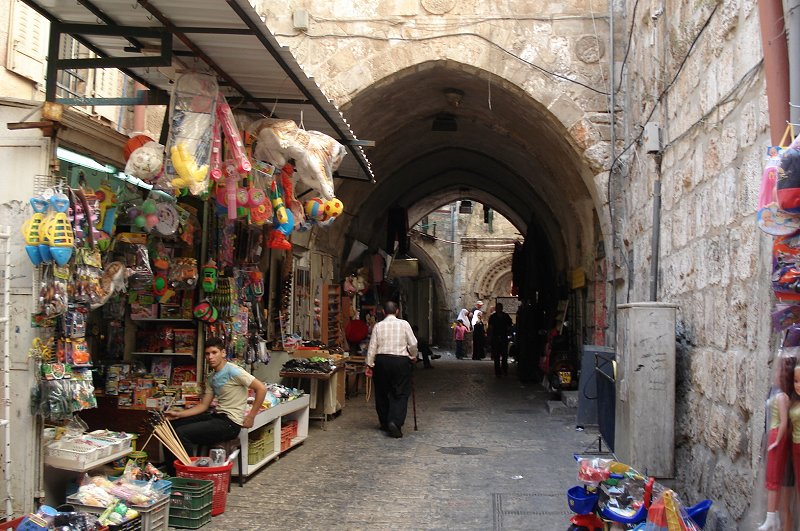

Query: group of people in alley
[
  {"left": 363, "top": 298, "right": 514, "bottom": 439},
  {"left": 454, "top": 300, "right": 514, "bottom": 376}
]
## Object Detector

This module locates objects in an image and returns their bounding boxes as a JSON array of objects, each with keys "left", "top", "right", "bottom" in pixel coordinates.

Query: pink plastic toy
[{"left": 216, "top": 93, "right": 251, "bottom": 174}]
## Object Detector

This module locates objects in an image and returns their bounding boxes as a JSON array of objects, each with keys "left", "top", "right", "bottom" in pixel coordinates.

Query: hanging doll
[{"left": 761, "top": 355, "right": 797, "bottom": 531}]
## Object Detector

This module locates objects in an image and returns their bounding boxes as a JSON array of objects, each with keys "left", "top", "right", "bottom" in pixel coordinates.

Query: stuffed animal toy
[{"left": 249, "top": 118, "right": 346, "bottom": 200}]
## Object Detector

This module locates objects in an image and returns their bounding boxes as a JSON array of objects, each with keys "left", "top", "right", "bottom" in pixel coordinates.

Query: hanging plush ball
[
  {"left": 127, "top": 207, "right": 140, "bottom": 220},
  {"left": 323, "top": 198, "right": 344, "bottom": 219},
  {"left": 145, "top": 214, "right": 159, "bottom": 229},
  {"left": 123, "top": 135, "right": 154, "bottom": 161},
  {"left": 134, "top": 215, "right": 147, "bottom": 228},
  {"left": 304, "top": 198, "right": 325, "bottom": 221}
]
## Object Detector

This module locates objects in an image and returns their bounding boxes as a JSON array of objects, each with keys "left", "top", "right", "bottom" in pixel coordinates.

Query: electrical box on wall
[
  {"left": 293, "top": 10, "right": 309, "bottom": 30},
  {"left": 642, "top": 122, "right": 662, "bottom": 153}
]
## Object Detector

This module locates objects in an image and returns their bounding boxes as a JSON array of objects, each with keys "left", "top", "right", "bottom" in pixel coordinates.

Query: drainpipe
[
  {"left": 789, "top": 0, "right": 800, "bottom": 125},
  {"left": 758, "top": 0, "right": 791, "bottom": 145},
  {"left": 607, "top": 0, "right": 617, "bottom": 347},
  {"left": 650, "top": 155, "right": 662, "bottom": 301}
]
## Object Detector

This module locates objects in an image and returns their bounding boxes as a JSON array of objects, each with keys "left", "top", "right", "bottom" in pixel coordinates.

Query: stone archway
[{"left": 474, "top": 254, "right": 514, "bottom": 300}]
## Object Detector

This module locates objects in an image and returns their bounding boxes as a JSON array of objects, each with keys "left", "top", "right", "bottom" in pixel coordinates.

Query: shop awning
[{"left": 22, "top": 0, "right": 375, "bottom": 184}]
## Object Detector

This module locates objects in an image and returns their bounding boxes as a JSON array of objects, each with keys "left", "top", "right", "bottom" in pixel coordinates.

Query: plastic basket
[
  {"left": 167, "top": 477, "right": 213, "bottom": 529},
  {"left": 247, "top": 439, "right": 265, "bottom": 465},
  {"left": 66, "top": 494, "right": 169, "bottom": 531},
  {"left": 168, "top": 507, "right": 211, "bottom": 529},
  {"left": 174, "top": 458, "right": 231, "bottom": 516},
  {"left": 108, "top": 516, "right": 141, "bottom": 531},
  {"left": 0, "top": 516, "right": 24, "bottom": 530},
  {"left": 168, "top": 477, "right": 213, "bottom": 511},
  {"left": 129, "top": 478, "right": 172, "bottom": 496},
  {"left": 46, "top": 440, "right": 99, "bottom": 466},
  {"left": 567, "top": 486, "right": 598, "bottom": 514}
]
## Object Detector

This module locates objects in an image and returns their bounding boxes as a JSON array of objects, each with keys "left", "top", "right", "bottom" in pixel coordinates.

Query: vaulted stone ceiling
[{"left": 330, "top": 61, "right": 597, "bottom": 273}]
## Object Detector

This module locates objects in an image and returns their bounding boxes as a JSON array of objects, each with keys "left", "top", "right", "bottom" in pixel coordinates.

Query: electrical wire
[
  {"left": 615, "top": 0, "right": 641, "bottom": 95},
  {"left": 663, "top": 60, "right": 762, "bottom": 151},
  {"left": 609, "top": 4, "right": 719, "bottom": 174},
  {"left": 273, "top": 30, "right": 608, "bottom": 95}
]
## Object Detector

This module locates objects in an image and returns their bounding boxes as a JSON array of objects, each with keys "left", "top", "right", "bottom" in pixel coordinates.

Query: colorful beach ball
[{"left": 304, "top": 198, "right": 325, "bottom": 221}]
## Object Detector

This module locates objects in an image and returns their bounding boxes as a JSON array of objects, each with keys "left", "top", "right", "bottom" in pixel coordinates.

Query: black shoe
[
  {"left": 387, "top": 422, "right": 402, "bottom": 438},
  {"left": 379, "top": 424, "right": 389, "bottom": 432},
  {"left": 431, "top": 354, "right": 441, "bottom": 359}
]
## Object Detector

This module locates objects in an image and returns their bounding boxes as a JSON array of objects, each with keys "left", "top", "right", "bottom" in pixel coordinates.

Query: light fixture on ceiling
[
  {"left": 444, "top": 88, "right": 464, "bottom": 108},
  {"left": 459, "top": 200, "right": 473, "bottom": 214}
]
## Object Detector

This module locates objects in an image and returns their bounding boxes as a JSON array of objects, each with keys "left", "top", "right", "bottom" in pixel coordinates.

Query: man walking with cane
[{"left": 365, "top": 300, "right": 418, "bottom": 438}]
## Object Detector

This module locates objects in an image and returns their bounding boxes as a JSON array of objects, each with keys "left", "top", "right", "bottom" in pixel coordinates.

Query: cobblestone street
[{"left": 199, "top": 350, "right": 599, "bottom": 530}]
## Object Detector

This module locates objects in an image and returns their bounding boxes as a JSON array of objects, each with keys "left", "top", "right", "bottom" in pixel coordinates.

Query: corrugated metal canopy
[{"left": 23, "top": 0, "right": 374, "bottom": 183}]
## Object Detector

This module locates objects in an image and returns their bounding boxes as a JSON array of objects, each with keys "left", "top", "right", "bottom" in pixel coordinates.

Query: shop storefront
[{"left": 2, "top": 1, "right": 384, "bottom": 527}]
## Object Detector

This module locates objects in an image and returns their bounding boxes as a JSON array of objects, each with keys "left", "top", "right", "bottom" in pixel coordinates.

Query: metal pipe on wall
[
  {"left": 650, "top": 157, "right": 662, "bottom": 302},
  {"left": 1, "top": 226, "right": 12, "bottom": 519},
  {"left": 607, "top": 0, "right": 617, "bottom": 347},
  {"left": 758, "top": 0, "right": 791, "bottom": 144}
]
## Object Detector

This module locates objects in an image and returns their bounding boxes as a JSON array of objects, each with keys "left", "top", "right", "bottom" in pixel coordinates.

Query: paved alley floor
[{"left": 198, "top": 351, "right": 601, "bottom": 530}]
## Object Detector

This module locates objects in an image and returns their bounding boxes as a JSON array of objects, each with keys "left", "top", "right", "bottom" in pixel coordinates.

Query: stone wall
[
  {"left": 617, "top": 0, "right": 769, "bottom": 525},
  {"left": 256, "top": 0, "right": 772, "bottom": 523}
]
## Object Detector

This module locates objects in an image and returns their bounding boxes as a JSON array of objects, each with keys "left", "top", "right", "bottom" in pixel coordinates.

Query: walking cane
[{"left": 412, "top": 375, "right": 418, "bottom": 431}]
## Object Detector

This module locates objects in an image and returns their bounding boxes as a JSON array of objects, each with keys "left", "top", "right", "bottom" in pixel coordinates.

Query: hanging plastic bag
[{"left": 162, "top": 72, "right": 218, "bottom": 196}]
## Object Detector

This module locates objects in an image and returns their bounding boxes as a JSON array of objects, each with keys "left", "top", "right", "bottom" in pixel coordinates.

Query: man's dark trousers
[{"left": 373, "top": 354, "right": 414, "bottom": 428}]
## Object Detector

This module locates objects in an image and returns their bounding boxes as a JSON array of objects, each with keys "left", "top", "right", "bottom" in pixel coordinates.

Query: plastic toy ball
[
  {"left": 142, "top": 199, "right": 157, "bottom": 215},
  {"left": 304, "top": 198, "right": 325, "bottom": 221},
  {"left": 145, "top": 214, "right": 159, "bottom": 229},
  {"left": 323, "top": 198, "right": 344, "bottom": 219},
  {"left": 123, "top": 135, "right": 154, "bottom": 161},
  {"left": 134, "top": 215, "right": 147, "bottom": 228}
]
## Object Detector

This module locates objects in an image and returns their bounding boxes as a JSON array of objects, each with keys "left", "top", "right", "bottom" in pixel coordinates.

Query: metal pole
[
  {"left": 411, "top": 376, "right": 418, "bottom": 431},
  {"left": 1, "top": 227, "right": 12, "bottom": 519}
]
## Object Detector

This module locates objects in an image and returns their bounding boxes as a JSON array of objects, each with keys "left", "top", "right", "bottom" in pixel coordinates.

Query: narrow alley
[{"left": 204, "top": 351, "right": 599, "bottom": 530}]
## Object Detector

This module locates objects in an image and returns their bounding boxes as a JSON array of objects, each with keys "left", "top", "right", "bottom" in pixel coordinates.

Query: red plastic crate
[{"left": 174, "top": 458, "right": 232, "bottom": 516}]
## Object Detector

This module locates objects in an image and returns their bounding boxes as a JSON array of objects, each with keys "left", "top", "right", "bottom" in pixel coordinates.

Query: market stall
[{"left": 12, "top": 1, "right": 377, "bottom": 527}]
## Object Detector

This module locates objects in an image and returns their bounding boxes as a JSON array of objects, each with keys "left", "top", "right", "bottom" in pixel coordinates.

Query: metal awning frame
[{"left": 22, "top": 0, "right": 375, "bottom": 182}]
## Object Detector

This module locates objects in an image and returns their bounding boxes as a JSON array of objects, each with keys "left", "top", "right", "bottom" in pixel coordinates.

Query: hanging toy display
[
  {"left": 164, "top": 72, "right": 218, "bottom": 195},
  {"left": 304, "top": 197, "right": 325, "bottom": 222},
  {"left": 216, "top": 92, "right": 251, "bottom": 175},
  {"left": 124, "top": 138, "right": 164, "bottom": 183},
  {"left": 152, "top": 202, "right": 180, "bottom": 237},
  {"left": 248, "top": 161, "right": 274, "bottom": 225},
  {"left": 45, "top": 192, "right": 75, "bottom": 266},
  {"left": 21, "top": 196, "right": 49, "bottom": 265},
  {"left": 267, "top": 179, "right": 293, "bottom": 251},
  {"left": 202, "top": 259, "right": 218, "bottom": 293}
]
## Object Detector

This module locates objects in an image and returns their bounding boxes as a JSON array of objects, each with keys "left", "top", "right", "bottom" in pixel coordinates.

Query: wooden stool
[
  {"left": 199, "top": 437, "right": 243, "bottom": 490},
  {"left": 345, "top": 356, "right": 367, "bottom": 398}
]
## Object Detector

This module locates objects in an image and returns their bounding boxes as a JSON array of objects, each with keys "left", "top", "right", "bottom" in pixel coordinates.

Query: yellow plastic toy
[
  {"left": 46, "top": 193, "right": 74, "bottom": 266},
  {"left": 21, "top": 197, "right": 48, "bottom": 265},
  {"left": 269, "top": 180, "right": 289, "bottom": 225},
  {"left": 170, "top": 143, "right": 208, "bottom": 193}
]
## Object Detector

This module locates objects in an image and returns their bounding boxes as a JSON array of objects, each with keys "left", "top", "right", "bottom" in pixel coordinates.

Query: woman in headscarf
[{"left": 456, "top": 308, "right": 472, "bottom": 331}]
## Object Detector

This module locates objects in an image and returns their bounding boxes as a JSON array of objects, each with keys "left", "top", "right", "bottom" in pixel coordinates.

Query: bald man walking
[{"left": 365, "top": 301, "right": 418, "bottom": 438}]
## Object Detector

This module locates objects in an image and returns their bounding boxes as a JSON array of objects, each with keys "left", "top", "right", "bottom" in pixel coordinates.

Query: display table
[
  {"left": 235, "top": 394, "right": 310, "bottom": 478},
  {"left": 279, "top": 367, "right": 343, "bottom": 430}
]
